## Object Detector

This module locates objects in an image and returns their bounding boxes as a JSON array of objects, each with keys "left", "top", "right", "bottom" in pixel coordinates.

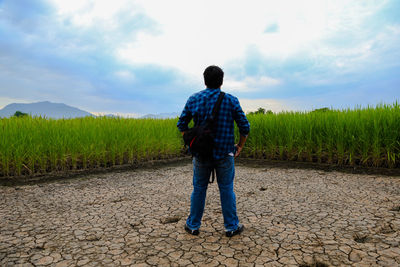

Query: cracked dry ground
[{"left": 1, "top": 163, "right": 400, "bottom": 267}]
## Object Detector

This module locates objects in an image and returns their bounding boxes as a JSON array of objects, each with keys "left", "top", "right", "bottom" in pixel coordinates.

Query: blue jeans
[{"left": 186, "top": 155, "right": 239, "bottom": 232}]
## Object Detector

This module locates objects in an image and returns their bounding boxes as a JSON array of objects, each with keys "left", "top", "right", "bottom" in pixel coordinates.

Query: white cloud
[
  {"left": 0, "top": 97, "right": 30, "bottom": 109},
  {"left": 224, "top": 76, "right": 281, "bottom": 93},
  {"left": 114, "top": 70, "right": 135, "bottom": 81},
  {"left": 239, "top": 98, "right": 294, "bottom": 113},
  {"left": 117, "top": 0, "right": 389, "bottom": 75},
  {"left": 47, "top": 0, "right": 390, "bottom": 79},
  {"left": 49, "top": 0, "right": 143, "bottom": 28},
  {"left": 297, "top": 23, "right": 400, "bottom": 86}
]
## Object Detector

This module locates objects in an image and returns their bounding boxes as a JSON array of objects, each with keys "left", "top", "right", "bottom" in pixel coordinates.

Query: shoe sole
[
  {"left": 184, "top": 225, "right": 199, "bottom": 236},
  {"left": 226, "top": 225, "right": 244, "bottom": 237}
]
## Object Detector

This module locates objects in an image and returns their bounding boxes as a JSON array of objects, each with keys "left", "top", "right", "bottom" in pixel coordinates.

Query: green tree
[
  {"left": 248, "top": 107, "right": 273, "bottom": 115},
  {"left": 256, "top": 107, "right": 266, "bottom": 114},
  {"left": 14, "top": 111, "right": 28, "bottom": 117},
  {"left": 312, "top": 107, "right": 330, "bottom": 113}
]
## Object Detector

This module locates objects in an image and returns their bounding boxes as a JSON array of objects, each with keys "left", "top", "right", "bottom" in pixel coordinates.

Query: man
[{"left": 177, "top": 65, "right": 250, "bottom": 237}]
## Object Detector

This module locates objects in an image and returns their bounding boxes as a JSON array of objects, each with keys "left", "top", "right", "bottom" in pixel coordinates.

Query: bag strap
[
  {"left": 210, "top": 91, "right": 225, "bottom": 122},
  {"left": 208, "top": 91, "right": 225, "bottom": 184}
]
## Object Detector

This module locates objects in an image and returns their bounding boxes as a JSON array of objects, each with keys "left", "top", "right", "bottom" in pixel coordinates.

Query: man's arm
[
  {"left": 232, "top": 97, "right": 250, "bottom": 157},
  {"left": 177, "top": 98, "right": 193, "bottom": 134}
]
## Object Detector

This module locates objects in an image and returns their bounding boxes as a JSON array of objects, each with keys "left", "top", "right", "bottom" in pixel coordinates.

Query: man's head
[{"left": 203, "top": 65, "right": 224, "bottom": 89}]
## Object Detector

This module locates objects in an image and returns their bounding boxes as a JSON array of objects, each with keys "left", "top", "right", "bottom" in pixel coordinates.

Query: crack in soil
[{"left": 160, "top": 215, "right": 181, "bottom": 224}]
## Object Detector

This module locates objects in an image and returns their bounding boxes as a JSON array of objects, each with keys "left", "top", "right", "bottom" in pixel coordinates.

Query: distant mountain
[
  {"left": 140, "top": 112, "right": 180, "bottom": 119},
  {"left": 0, "top": 101, "right": 94, "bottom": 119}
]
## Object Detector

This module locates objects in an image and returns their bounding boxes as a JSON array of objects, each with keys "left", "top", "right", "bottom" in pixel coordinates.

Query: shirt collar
[{"left": 206, "top": 87, "right": 221, "bottom": 92}]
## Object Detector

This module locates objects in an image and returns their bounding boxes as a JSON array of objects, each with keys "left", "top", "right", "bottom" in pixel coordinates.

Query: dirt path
[{"left": 1, "top": 163, "right": 400, "bottom": 266}]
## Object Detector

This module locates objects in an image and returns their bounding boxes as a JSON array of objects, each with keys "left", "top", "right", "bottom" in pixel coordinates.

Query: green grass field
[
  {"left": 0, "top": 116, "right": 182, "bottom": 177},
  {"left": 243, "top": 102, "right": 400, "bottom": 168},
  {"left": 1, "top": 102, "right": 399, "bottom": 177}
]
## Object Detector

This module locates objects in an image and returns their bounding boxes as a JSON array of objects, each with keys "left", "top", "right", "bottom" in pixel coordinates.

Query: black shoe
[
  {"left": 226, "top": 224, "right": 244, "bottom": 237},
  {"left": 184, "top": 224, "right": 199, "bottom": 236}
]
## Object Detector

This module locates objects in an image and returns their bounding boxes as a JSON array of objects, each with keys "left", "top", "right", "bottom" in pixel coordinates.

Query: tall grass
[
  {"left": 0, "top": 116, "right": 182, "bottom": 177},
  {"left": 1, "top": 102, "right": 399, "bottom": 177},
  {"left": 242, "top": 102, "right": 400, "bottom": 168}
]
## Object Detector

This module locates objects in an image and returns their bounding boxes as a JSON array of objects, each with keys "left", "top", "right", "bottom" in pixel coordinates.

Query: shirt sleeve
[
  {"left": 177, "top": 97, "right": 193, "bottom": 132},
  {"left": 232, "top": 97, "right": 250, "bottom": 136}
]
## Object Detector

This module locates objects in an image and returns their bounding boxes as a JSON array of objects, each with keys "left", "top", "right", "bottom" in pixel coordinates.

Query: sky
[{"left": 0, "top": 0, "right": 399, "bottom": 117}]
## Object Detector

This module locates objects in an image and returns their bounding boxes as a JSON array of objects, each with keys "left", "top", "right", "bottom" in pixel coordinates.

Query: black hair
[{"left": 203, "top": 65, "right": 224, "bottom": 89}]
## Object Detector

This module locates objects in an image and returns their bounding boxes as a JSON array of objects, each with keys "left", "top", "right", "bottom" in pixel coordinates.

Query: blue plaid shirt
[{"left": 177, "top": 88, "right": 250, "bottom": 160}]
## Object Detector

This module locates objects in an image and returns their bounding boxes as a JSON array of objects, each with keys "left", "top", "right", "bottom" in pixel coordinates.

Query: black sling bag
[{"left": 183, "top": 91, "right": 225, "bottom": 183}]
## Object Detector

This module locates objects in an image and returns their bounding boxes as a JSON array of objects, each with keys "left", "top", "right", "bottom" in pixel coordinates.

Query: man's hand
[
  {"left": 234, "top": 144, "right": 243, "bottom": 157},
  {"left": 234, "top": 134, "right": 248, "bottom": 157}
]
